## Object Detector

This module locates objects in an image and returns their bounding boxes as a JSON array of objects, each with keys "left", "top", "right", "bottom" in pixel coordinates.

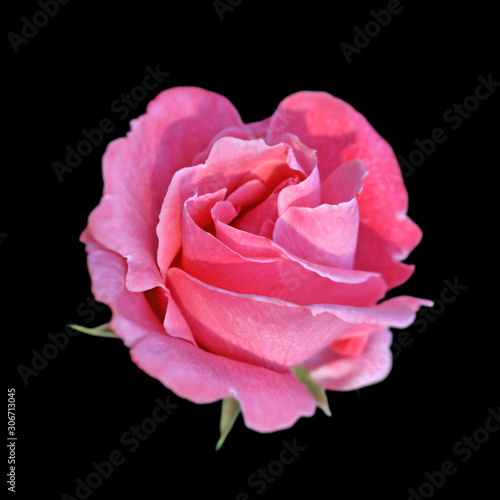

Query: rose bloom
[{"left": 81, "top": 87, "right": 431, "bottom": 433}]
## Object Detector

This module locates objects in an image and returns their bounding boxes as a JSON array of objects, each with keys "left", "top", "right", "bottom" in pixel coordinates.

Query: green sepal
[
  {"left": 292, "top": 366, "right": 332, "bottom": 417},
  {"left": 215, "top": 397, "right": 240, "bottom": 451},
  {"left": 67, "top": 322, "right": 118, "bottom": 338}
]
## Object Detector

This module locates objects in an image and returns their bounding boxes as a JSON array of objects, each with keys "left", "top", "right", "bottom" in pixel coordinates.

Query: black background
[{"left": 4, "top": 1, "right": 498, "bottom": 499}]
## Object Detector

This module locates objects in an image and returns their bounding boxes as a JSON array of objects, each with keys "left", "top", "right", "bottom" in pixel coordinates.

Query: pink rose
[{"left": 80, "top": 87, "right": 431, "bottom": 434}]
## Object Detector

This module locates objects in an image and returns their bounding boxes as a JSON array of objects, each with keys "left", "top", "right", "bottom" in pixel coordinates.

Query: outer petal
[
  {"left": 356, "top": 223, "right": 416, "bottom": 290},
  {"left": 265, "top": 91, "right": 421, "bottom": 288},
  {"left": 330, "top": 324, "right": 376, "bottom": 357},
  {"left": 131, "top": 331, "right": 316, "bottom": 433},
  {"left": 303, "top": 329, "right": 394, "bottom": 391},
  {"left": 84, "top": 241, "right": 161, "bottom": 348},
  {"left": 167, "top": 267, "right": 429, "bottom": 371},
  {"left": 82, "top": 86, "right": 246, "bottom": 291}
]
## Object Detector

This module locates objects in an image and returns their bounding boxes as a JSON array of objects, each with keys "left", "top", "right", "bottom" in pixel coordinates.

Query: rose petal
[
  {"left": 82, "top": 86, "right": 245, "bottom": 292},
  {"left": 226, "top": 178, "right": 269, "bottom": 208},
  {"left": 321, "top": 159, "right": 368, "bottom": 205},
  {"left": 84, "top": 240, "right": 196, "bottom": 346},
  {"left": 184, "top": 188, "right": 228, "bottom": 228},
  {"left": 271, "top": 159, "right": 366, "bottom": 270},
  {"left": 131, "top": 331, "right": 316, "bottom": 432},
  {"left": 191, "top": 126, "right": 254, "bottom": 165},
  {"left": 84, "top": 242, "right": 160, "bottom": 347},
  {"left": 330, "top": 324, "right": 377, "bottom": 357},
  {"left": 273, "top": 199, "right": 360, "bottom": 269},
  {"left": 303, "top": 328, "right": 394, "bottom": 391},
  {"left": 356, "top": 223, "right": 417, "bottom": 291},
  {"left": 231, "top": 179, "right": 289, "bottom": 236},
  {"left": 277, "top": 166, "right": 322, "bottom": 216},
  {"left": 268, "top": 132, "right": 318, "bottom": 176},
  {"left": 246, "top": 116, "right": 272, "bottom": 138},
  {"left": 230, "top": 145, "right": 310, "bottom": 235},
  {"left": 214, "top": 218, "right": 388, "bottom": 306},
  {"left": 167, "top": 268, "right": 428, "bottom": 371},
  {"left": 265, "top": 91, "right": 422, "bottom": 288},
  {"left": 167, "top": 268, "right": 351, "bottom": 371},
  {"left": 180, "top": 194, "right": 284, "bottom": 296},
  {"left": 162, "top": 290, "right": 197, "bottom": 345}
]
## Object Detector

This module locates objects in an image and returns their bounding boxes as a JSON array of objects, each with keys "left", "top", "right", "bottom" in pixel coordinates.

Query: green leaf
[
  {"left": 292, "top": 366, "right": 332, "bottom": 417},
  {"left": 67, "top": 322, "right": 118, "bottom": 338},
  {"left": 215, "top": 397, "right": 240, "bottom": 451}
]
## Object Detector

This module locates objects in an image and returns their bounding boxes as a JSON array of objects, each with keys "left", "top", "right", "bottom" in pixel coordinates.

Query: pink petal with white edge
[
  {"left": 156, "top": 138, "right": 294, "bottom": 276},
  {"left": 356, "top": 223, "right": 417, "bottom": 291},
  {"left": 265, "top": 91, "right": 422, "bottom": 288},
  {"left": 82, "top": 87, "right": 245, "bottom": 292},
  {"left": 303, "top": 329, "right": 394, "bottom": 391}
]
